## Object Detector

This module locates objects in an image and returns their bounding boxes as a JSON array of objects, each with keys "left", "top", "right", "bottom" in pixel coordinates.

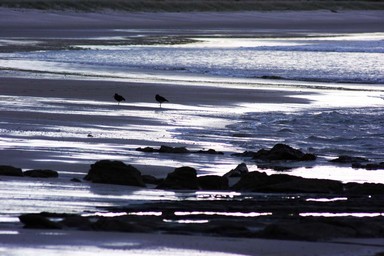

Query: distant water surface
[{"left": 0, "top": 32, "right": 383, "bottom": 85}]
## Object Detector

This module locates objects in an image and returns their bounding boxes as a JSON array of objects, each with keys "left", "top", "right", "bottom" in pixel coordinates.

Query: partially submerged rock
[
  {"left": 231, "top": 151, "right": 257, "bottom": 158},
  {"left": 352, "top": 162, "right": 384, "bottom": 170},
  {"left": 253, "top": 144, "right": 316, "bottom": 161},
  {"left": 23, "top": 169, "right": 59, "bottom": 178},
  {"left": 196, "top": 149, "right": 224, "bottom": 155},
  {"left": 223, "top": 163, "right": 249, "bottom": 178},
  {"left": 0, "top": 165, "right": 23, "bottom": 177},
  {"left": 330, "top": 155, "right": 369, "bottom": 164},
  {"left": 19, "top": 213, "right": 62, "bottom": 229},
  {"left": 198, "top": 175, "right": 229, "bottom": 190},
  {"left": 92, "top": 217, "right": 152, "bottom": 233},
  {"left": 232, "top": 144, "right": 316, "bottom": 162},
  {"left": 136, "top": 145, "right": 223, "bottom": 155},
  {"left": 232, "top": 171, "right": 343, "bottom": 193},
  {"left": 142, "top": 174, "right": 163, "bottom": 185},
  {"left": 157, "top": 166, "right": 198, "bottom": 190},
  {"left": 84, "top": 160, "right": 145, "bottom": 187},
  {"left": 159, "top": 145, "right": 190, "bottom": 154},
  {"left": 136, "top": 145, "right": 189, "bottom": 153}
]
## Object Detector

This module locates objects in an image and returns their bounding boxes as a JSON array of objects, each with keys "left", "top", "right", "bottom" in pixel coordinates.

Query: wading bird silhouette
[
  {"left": 155, "top": 94, "right": 169, "bottom": 108},
  {"left": 114, "top": 93, "right": 125, "bottom": 105}
]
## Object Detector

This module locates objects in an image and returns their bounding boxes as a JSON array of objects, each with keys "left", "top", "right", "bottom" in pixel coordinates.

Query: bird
[
  {"left": 114, "top": 93, "right": 125, "bottom": 105},
  {"left": 155, "top": 94, "right": 169, "bottom": 108}
]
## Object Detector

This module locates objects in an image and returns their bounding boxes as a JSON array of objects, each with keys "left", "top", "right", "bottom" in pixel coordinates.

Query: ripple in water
[{"left": 227, "top": 107, "right": 384, "bottom": 161}]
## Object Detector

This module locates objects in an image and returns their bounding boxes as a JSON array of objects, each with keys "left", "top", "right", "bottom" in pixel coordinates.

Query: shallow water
[
  {"left": 228, "top": 107, "right": 384, "bottom": 161},
  {"left": 1, "top": 32, "right": 384, "bottom": 84}
]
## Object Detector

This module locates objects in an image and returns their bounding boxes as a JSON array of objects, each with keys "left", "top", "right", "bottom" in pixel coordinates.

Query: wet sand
[{"left": 1, "top": 229, "right": 383, "bottom": 256}]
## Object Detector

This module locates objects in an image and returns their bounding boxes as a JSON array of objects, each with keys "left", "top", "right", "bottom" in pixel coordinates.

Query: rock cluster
[
  {"left": 352, "top": 162, "right": 384, "bottom": 170},
  {"left": 232, "top": 171, "right": 343, "bottom": 194},
  {"left": 0, "top": 165, "right": 58, "bottom": 178},
  {"left": 330, "top": 155, "right": 369, "bottom": 163},
  {"left": 81, "top": 160, "right": 384, "bottom": 195},
  {"left": 330, "top": 155, "right": 384, "bottom": 170},
  {"left": 2, "top": 156, "right": 384, "bottom": 195},
  {"left": 3, "top": 142, "right": 384, "bottom": 241},
  {"left": 233, "top": 144, "right": 316, "bottom": 162},
  {"left": 18, "top": 196, "right": 384, "bottom": 241},
  {"left": 136, "top": 145, "right": 223, "bottom": 155}
]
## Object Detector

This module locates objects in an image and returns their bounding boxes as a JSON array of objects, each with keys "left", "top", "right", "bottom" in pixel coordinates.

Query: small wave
[{"left": 228, "top": 108, "right": 384, "bottom": 161}]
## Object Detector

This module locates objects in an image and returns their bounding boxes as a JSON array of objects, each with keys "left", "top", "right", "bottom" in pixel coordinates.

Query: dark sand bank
[
  {"left": 0, "top": 0, "right": 383, "bottom": 12},
  {"left": 0, "top": 8, "right": 383, "bottom": 38}
]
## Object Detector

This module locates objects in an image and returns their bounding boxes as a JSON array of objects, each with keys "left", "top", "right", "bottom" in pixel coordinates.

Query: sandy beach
[{"left": 1, "top": 7, "right": 384, "bottom": 256}]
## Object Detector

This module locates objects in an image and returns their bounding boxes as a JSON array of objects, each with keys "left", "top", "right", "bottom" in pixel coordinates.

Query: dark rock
[
  {"left": 23, "top": 169, "right": 59, "bottom": 178},
  {"left": 136, "top": 145, "right": 223, "bottom": 155},
  {"left": 257, "top": 164, "right": 293, "bottom": 171},
  {"left": 344, "top": 182, "right": 384, "bottom": 195},
  {"left": 352, "top": 162, "right": 384, "bottom": 170},
  {"left": 136, "top": 145, "right": 190, "bottom": 153},
  {"left": 0, "top": 165, "right": 23, "bottom": 177},
  {"left": 142, "top": 174, "right": 163, "bottom": 185},
  {"left": 260, "top": 220, "right": 356, "bottom": 241},
  {"left": 92, "top": 218, "right": 140, "bottom": 232},
  {"left": 84, "top": 160, "right": 145, "bottom": 187},
  {"left": 253, "top": 144, "right": 316, "bottom": 161},
  {"left": 157, "top": 166, "right": 198, "bottom": 190},
  {"left": 260, "top": 75, "right": 283, "bottom": 80},
  {"left": 223, "top": 163, "right": 249, "bottom": 178},
  {"left": 92, "top": 217, "right": 152, "bottom": 233},
  {"left": 232, "top": 171, "right": 343, "bottom": 193},
  {"left": 159, "top": 145, "right": 190, "bottom": 154},
  {"left": 301, "top": 153, "right": 317, "bottom": 161},
  {"left": 330, "top": 155, "right": 369, "bottom": 164},
  {"left": 231, "top": 171, "right": 269, "bottom": 191},
  {"left": 263, "top": 175, "right": 343, "bottom": 193},
  {"left": 61, "top": 215, "right": 91, "bottom": 230},
  {"left": 198, "top": 175, "right": 229, "bottom": 190},
  {"left": 136, "top": 146, "right": 158, "bottom": 153},
  {"left": 19, "top": 214, "right": 62, "bottom": 229},
  {"left": 70, "top": 178, "right": 82, "bottom": 182},
  {"left": 231, "top": 151, "right": 257, "bottom": 158},
  {"left": 196, "top": 149, "right": 224, "bottom": 155}
]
